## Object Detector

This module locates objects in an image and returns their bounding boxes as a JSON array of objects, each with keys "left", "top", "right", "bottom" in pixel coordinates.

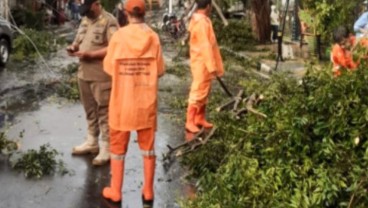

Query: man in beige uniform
[{"left": 67, "top": 0, "right": 119, "bottom": 166}]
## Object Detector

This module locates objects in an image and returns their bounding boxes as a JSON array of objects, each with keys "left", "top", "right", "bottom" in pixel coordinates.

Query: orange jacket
[
  {"left": 331, "top": 36, "right": 357, "bottom": 77},
  {"left": 188, "top": 11, "right": 224, "bottom": 82},
  {"left": 103, "top": 24, "right": 164, "bottom": 131},
  {"left": 331, "top": 43, "right": 357, "bottom": 77},
  {"left": 350, "top": 36, "right": 368, "bottom": 47},
  {"left": 331, "top": 36, "right": 368, "bottom": 77}
]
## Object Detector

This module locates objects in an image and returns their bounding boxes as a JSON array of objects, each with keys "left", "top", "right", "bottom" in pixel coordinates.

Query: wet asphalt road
[
  {"left": 0, "top": 6, "right": 192, "bottom": 206},
  {"left": 0, "top": 94, "right": 186, "bottom": 208},
  {"left": 0, "top": 39, "right": 189, "bottom": 208}
]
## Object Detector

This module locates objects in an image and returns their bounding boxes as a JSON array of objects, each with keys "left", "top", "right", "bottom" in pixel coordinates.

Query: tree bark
[{"left": 250, "top": 0, "right": 271, "bottom": 43}]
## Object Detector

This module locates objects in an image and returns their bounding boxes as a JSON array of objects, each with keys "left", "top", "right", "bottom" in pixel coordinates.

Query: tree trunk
[{"left": 250, "top": 0, "right": 271, "bottom": 43}]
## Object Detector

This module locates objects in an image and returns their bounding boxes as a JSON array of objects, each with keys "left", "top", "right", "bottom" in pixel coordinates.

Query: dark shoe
[{"left": 142, "top": 195, "right": 154, "bottom": 208}]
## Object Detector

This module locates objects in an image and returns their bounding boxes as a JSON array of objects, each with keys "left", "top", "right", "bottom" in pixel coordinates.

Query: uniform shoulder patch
[
  {"left": 81, "top": 19, "right": 88, "bottom": 25},
  {"left": 99, "top": 18, "right": 107, "bottom": 26}
]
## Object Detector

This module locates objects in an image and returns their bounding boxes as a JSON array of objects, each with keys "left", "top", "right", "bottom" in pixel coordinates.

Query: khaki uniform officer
[{"left": 67, "top": 0, "right": 119, "bottom": 166}]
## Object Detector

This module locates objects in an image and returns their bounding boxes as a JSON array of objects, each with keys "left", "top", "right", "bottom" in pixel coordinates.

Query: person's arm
[
  {"left": 102, "top": 16, "right": 119, "bottom": 74},
  {"left": 67, "top": 18, "right": 87, "bottom": 56},
  {"left": 74, "top": 47, "right": 107, "bottom": 59},
  {"left": 354, "top": 12, "right": 368, "bottom": 34},
  {"left": 157, "top": 42, "right": 165, "bottom": 78},
  {"left": 103, "top": 34, "right": 118, "bottom": 76}
]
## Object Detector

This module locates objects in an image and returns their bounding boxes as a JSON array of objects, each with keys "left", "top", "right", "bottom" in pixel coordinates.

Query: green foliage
[
  {"left": 173, "top": 43, "right": 190, "bottom": 61},
  {"left": 56, "top": 78, "right": 80, "bottom": 101},
  {"left": 100, "top": 0, "right": 121, "bottom": 12},
  {"left": 166, "top": 63, "right": 189, "bottom": 78},
  {"left": 12, "top": 28, "right": 61, "bottom": 62},
  {"left": 300, "top": 0, "right": 361, "bottom": 43},
  {"left": 220, "top": 48, "right": 253, "bottom": 67},
  {"left": 181, "top": 57, "right": 368, "bottom": 206},
  {"left": 11, "top": 144, "right": 68, "bottom": 179},
  {"left": 1, "top": 131, "right": 69, "bottom": 179},
  {"left": 63, "top": 63, "right": 79, "bottom": 75},
  {"left": 0, "top": 132, "right": 18, "bottom": 155},
  {"left": 213, "top": 19, "right": 256, "bottom": 51},
  {"left": 11, "top": 7, "right": 46, "bottom": 30},
  {"left": 56, "top": 63, "right": 80, "bottom": 101},
  {"left": 169, "top": 96, "right": 188, "bottom": 111},
  {"left": 299, "top": 0, "right": 333, "bottom": 35}
]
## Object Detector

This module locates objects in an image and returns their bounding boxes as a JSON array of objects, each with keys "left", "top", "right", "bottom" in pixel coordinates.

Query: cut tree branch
[
  {"left": 233, "top": 90, "right": 244, "bottom": 112},
  {"left": 212, "top": 0, "right": 228, "bottom": 26}
]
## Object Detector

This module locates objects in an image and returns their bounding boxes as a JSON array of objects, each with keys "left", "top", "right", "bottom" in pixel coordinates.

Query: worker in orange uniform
[
  {"left": 185, "top": 0, "right": 224, "bottom": 133},
  {"left": 331, "top": 26, "right": 368, "bottom": 77},
  {"left": 101, "top": 0, "right": 164, "bottom": 206}
]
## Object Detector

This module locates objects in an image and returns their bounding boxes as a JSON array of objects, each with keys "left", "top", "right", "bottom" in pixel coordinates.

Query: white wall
[{"left": 281, "top": 0, "right": 295, "bottom": 10}]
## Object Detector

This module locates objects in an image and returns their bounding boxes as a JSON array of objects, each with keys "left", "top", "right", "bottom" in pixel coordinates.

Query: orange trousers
[
  {"left": 188, "top": 79, "right": 212, "bottom": 106},
  {"left": 109, "top": 128, "right": 155, "bottom": 157}
]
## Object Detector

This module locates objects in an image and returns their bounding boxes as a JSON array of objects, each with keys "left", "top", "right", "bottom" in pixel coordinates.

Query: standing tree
[{"left": 250, "top": 0, "right": 271, "bottom": 42}]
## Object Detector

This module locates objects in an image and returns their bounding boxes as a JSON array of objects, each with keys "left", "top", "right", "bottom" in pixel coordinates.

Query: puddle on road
[
  {"left": 0, "top": 95, "right": 190, "bottom": 207},
  {"left": 0, "top": 66, "right": 194, "bottom": 208},
  {"left": 0, "top": 26, "right": 197, "bottom": 207}
]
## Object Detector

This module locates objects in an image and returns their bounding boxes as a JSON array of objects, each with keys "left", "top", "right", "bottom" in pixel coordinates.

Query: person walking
[
  {"left": 185, "top": 0, "right": 224, "bottom": 133},
  {"left": 101, "top": 0, "right": 164, "bottom": 206},
  {"left": 71, "top": 0, "right": 81, "bottom": 21},
  {"left": 270, "top": 4, "right": 280, "bottom": 43},
  {"left": 66, "top": 0, "right": 119, "bottom": 166}
]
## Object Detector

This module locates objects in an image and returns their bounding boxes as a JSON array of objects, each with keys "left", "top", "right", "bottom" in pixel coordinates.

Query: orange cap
[{"left": 124, "top": 0, "right": 145, "bottom": 15}]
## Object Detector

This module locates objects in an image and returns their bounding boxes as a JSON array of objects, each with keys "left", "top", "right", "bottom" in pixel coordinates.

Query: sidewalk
[{"left": 222, "top": 41, "right": 308, "bottom": 79}]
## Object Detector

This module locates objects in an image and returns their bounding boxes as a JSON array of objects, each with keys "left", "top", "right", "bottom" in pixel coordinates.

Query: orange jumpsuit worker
[
  {"left": 331, "top": 26, "right": 368, "bottom": 77},
  {"left": 185, "top": 0, "right": 224, "bottom": 133},
  {"left": 67, "top": 0, "right": 119, "bottom": 165},
  {"left": 101, "top": 0, "right": 164, "bottom": 206}
]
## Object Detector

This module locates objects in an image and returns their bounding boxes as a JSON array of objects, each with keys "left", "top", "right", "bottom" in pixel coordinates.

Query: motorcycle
[{"left": 162, "top": 11, "right": 186, "bottom": 39}]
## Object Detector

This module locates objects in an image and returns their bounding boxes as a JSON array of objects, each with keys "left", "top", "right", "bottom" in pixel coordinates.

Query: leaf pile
[
  {"left": 1, "top": 131, "right": 69, "bottom": 179},
  {"left": 10, "top": 144, "right": 68, "bottom": 179},
  {"left": 181, "top": 59, "right": 368, "bottom": 207},
  {"left": 0, "top": 132, "right": 18, "bottom": 155}
]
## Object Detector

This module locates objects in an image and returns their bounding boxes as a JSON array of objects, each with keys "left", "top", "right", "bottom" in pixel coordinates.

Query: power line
[{"left": 4, "top": 2, "right": 77, "bottom": 91}]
